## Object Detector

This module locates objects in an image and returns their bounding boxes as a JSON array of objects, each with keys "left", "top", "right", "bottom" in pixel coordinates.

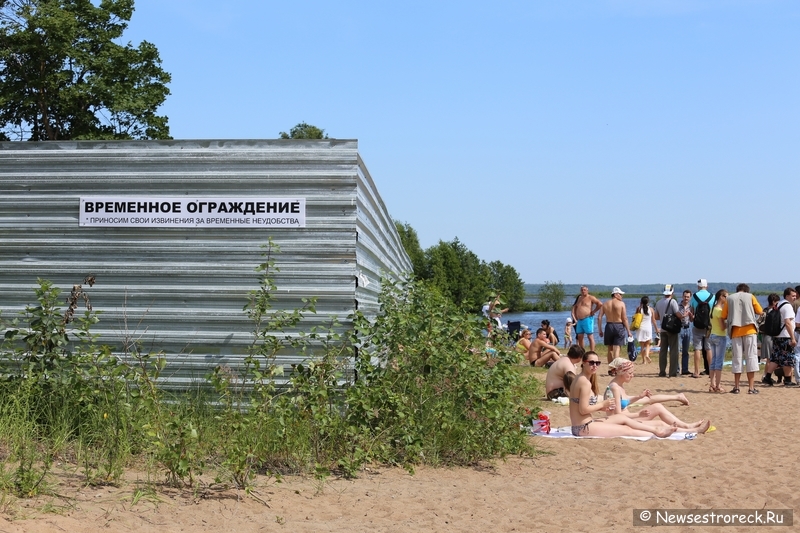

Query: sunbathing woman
[
  {"left": 608, "top": 358, "right": 690, "bottom": 406},
  {"left": 604, "top": 359, "right": 711, "bottom": 433},
  {"left": 566, "top": 351, "right": 676, "bottom": 438}
]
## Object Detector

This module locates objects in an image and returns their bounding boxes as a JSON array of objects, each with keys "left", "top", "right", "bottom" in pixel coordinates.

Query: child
[{"left": 564, "top": 317, "right": 573, "bottom": 349}]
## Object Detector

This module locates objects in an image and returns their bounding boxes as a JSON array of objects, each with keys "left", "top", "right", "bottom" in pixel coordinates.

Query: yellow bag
[{"left": 631, "top": 311, "right": 643, "bottom": 330}]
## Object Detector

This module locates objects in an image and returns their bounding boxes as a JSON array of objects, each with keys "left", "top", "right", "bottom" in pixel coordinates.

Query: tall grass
[{"left": 0, "top": 241, "right": 539, "bottom": 500}]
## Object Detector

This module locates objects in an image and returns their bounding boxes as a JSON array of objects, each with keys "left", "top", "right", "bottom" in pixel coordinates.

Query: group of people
[{"left": 564, "top": 281, "right": 800, "bottom": 395}]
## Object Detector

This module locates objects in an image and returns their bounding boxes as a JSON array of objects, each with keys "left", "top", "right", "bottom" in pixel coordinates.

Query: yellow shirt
[{"left": 710, "top": 304, "right": 726, "bottom": 336}]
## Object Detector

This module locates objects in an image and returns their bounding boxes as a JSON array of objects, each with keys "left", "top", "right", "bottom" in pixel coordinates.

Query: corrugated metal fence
[{"left": 0, "top": 139, "right": 411, "bottom": 388}]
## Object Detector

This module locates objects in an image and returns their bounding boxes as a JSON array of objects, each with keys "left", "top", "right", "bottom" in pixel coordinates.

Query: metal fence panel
[{"left": 0, "top": 140, "right": 410, "bottom": 388}]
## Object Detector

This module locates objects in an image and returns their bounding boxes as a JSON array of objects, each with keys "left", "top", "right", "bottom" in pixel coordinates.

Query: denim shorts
[{"left": 708, "top": 334, "right": 727, "bottom": 370}]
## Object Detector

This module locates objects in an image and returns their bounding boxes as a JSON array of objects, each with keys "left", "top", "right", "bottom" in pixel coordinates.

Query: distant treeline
[{"left": 526, "top": 282, "right": 800, "bottom": 297}]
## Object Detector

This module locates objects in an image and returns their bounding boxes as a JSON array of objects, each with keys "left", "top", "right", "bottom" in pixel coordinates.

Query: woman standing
[
  {"left": 708, "top": 289, "right": 728, "bottom": 393},
  {"left": 634, "top": 296, "right": 658, "bottom": 365}
]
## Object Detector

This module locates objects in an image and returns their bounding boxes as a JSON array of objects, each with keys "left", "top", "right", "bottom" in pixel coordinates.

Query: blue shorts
[{"left": 576, "top": 316, "right": 595, "bottom": 335}]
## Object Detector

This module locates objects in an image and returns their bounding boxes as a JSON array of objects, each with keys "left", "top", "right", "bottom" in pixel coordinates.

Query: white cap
[
  {"left": 697, "top": 278, "right": 708, "bottom": 288},
  {"left": 663, "top": 284, "right": 674, "bottom": 295},
  {"left": 612, "top": 287, "right": 625, "bottom": 295}
]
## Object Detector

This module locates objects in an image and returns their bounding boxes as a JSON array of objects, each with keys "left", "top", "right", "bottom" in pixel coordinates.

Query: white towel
[{"left": 529, "top": 425, "right": 696, "bottom": 441}]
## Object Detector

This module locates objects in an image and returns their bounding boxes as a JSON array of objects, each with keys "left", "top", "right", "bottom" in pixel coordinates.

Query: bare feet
[
  {"left": 677, "top": 393, "right": 689, "bottom": 406},
  {"left": 696, "top": 420, "right": 711, "bottom": 434},
  {"left": 654, "top": 426, "right": 677, "bottom": 438}
]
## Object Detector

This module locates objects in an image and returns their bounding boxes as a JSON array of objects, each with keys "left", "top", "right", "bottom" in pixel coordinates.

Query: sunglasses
[{"left": 585, "top": 361, "right": 602, "bottom": 367}]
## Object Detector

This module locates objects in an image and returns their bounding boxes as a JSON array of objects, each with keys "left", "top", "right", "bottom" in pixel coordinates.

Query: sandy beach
[{"left": 2, "top": 362, "right": 797, "bottom": 532}]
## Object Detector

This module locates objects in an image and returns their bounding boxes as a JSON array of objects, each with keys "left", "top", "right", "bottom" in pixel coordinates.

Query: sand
[{"left": 2, "top": 364, "right": 798, "bottom": 532}]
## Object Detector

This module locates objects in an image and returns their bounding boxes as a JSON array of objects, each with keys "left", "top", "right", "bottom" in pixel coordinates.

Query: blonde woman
[{"left": 605, "top": 359, "right": 710, "bottom": 433}]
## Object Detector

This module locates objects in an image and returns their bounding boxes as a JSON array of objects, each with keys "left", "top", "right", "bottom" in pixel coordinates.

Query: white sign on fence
[{"left": 79, "top": 196, "right": 306, "bottom": 228}]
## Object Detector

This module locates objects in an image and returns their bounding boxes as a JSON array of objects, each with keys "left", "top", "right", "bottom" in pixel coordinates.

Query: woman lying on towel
[
  {"left": 607, "top": 357, "right": 691, "bottom": 406},
  {"left": 565, "top": 351, "right": 676, "bottom": 438},
  {"left": 604, "top": 359, "right": 711, "bottom": 434}
]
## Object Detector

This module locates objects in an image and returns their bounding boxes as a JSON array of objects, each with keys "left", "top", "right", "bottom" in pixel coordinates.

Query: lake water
[{"left": 502, "top": 295, "right": 771, "bottom": 340}]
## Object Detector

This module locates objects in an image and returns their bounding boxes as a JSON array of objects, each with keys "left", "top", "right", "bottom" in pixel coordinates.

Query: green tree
[
  {"left": 536, "top": 280, "right": 565, "bottom": 311},
  {"left": 423, "top": 238, "right": 490, "bottom": 312},
  {"left": 279, "top": 122, "right": 328, "bottom": 139},
  {"left": 488, "top": 260, "right": 527, "bottom": 311},
  {"left": 0, "top": 0, "right": 171, "bottom": 141},
  {"left": 394, "top": 220, "right": 425, "bottom": 277}
]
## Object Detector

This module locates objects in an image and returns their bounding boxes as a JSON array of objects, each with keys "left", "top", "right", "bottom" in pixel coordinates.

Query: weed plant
[{"left": 0, "top": 241, "right": 540, "bottom": 503}]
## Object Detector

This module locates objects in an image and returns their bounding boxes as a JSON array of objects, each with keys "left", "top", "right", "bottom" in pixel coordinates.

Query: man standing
[
  {"left": 598, "top": 287, "right": 632, "bottom": 365},
  {"left": 721, "top": 283, "right": 763, "bottom": 394},
  {"left": 654, "top": 284, "right": 680, "bottom": 377},
  {"left": 763, "top": 288, "right": 797, "bottom": 387},
  {"left": 571, "top": 286, "right": 602, "bottom": 351},
  {"left": 690, "top": 279, "right": 715, "bottom": 378},
  {"left": 676, "top": 290, "right": 694, "bottom": 376}
]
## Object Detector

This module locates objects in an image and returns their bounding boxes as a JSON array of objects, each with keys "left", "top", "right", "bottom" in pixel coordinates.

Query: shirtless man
[
  {"left": 598, "top": 287, "right": 632, "bottom": 364},
  {"left": 571, "top": 286, "right": 603, "bottom": 351},
  {"left": 527, "top": 328, "right": 562, "bottom": 367},
  {"left": 545, "top": 345, "right": 584, "bottom": 399}
]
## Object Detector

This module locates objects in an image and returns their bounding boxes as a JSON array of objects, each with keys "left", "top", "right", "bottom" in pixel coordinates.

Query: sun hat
[
  {"left": 611, "top": 287, "right": 625, "bottom": 295},
  {"left": 697, "top": 279, "right": 708, "bottom": 288},
  {"left": 663, "top": 284, "right": 674, "bottom": 296}
]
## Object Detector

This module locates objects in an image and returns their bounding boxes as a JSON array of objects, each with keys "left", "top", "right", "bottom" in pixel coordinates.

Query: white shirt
[{"left": 778, "top": 299, "right": 795, "bottom": 338}]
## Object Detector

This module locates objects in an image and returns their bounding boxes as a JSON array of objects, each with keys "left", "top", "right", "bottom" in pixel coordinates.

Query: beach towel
[{"left": 528, "top": 425, "right": 697, "bottom": 441}]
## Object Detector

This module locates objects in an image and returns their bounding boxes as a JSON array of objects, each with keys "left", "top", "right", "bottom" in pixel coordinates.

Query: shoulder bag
[{"left": 661, "top": 298, "right": 682, "bottom": 334}]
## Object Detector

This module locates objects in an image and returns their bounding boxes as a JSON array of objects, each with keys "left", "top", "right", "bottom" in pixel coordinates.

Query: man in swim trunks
[
  {"left": 571, "top": 286, "right": 602, "bottom": 351},
  {"left": 598, "top": 287, "right": 632, "bottom": 365},
  {"left": 527, "top": 328, "right": 562, "bottom": 367},
  {"left": 545, "top": 345, "right": 584, "bottom": 399}
]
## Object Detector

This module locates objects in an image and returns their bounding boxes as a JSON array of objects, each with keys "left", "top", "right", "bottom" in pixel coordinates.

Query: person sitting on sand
[
  {"left": 527, "top": 328, "right": 562, "bottom": 367},
  {"left": 545, "top": 345, "right": 584, "bottom": 399},
  {"left": 604, "top": 359, "right": 710, "bottom": 434},
  {"left": 607, "top": 358, "right": 690, "bottom": 406},
  {"left": 515, "top": 328, "right": 532, "bottom": 356},
  {"left": 541, "top": 320, "right": 559, "bottom": 346},
  {"left": 565, "top": 351, "right": 676, "bottom": 438}
]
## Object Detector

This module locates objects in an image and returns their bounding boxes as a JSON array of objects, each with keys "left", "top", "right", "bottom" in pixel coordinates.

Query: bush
[
  {"left": 0, "top": 244, "right": 541, "bottom": 500},
  {"left": 347, "top": 279, "right": 537, "bottom": 468}
]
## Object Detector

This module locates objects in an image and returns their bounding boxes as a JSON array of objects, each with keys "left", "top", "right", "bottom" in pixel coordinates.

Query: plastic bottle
[{"left": 605, "top": 385, "right": 614, "bottom": 401}]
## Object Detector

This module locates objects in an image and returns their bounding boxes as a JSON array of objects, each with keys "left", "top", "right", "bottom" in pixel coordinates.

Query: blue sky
[{"left": 124, "top": 0, "right": 799, "bottom": 285}]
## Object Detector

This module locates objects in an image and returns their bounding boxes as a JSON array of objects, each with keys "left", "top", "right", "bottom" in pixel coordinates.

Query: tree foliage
[
  {"left": 392, "top": 221, "right": 528, "bottom": 313},
  {"left": 394, "top": 221, "right": 425, "bottom": 276},
  {"left": 423, "top": 238, "right": 491, "bottom": 311},
  {"left": 536, "top": 280, "right": 565, "bottom": 311},
  {"left": 488, "top": 260, "right": 526, "bottom": 311},
  {"left": 279, "top": 122, "right": 328, "bottom": 139},
  {"left": 0, "top": 0, "right": 171, "bottom": 141}
]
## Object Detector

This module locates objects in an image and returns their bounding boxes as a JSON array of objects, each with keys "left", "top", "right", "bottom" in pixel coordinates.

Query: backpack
[
  {"left": 692, "top": 294, "right": 713, "bottom": 330},
  {"left": 759, "top": 302, "right": 790, "bottom": 337}
]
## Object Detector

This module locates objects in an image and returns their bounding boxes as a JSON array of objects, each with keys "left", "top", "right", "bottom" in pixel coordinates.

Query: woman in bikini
[
  {"left": 515, "top": 328, "right": 532, "bottom": 357},
  {"left": 566, "top": 351, "right": 676, "bottom": 438},
  {"left": 605, "top": 359, "right": 711, "bottom": 433},
  {"left": 608, "top": 358, "right": 691, "bottom": 406}
]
